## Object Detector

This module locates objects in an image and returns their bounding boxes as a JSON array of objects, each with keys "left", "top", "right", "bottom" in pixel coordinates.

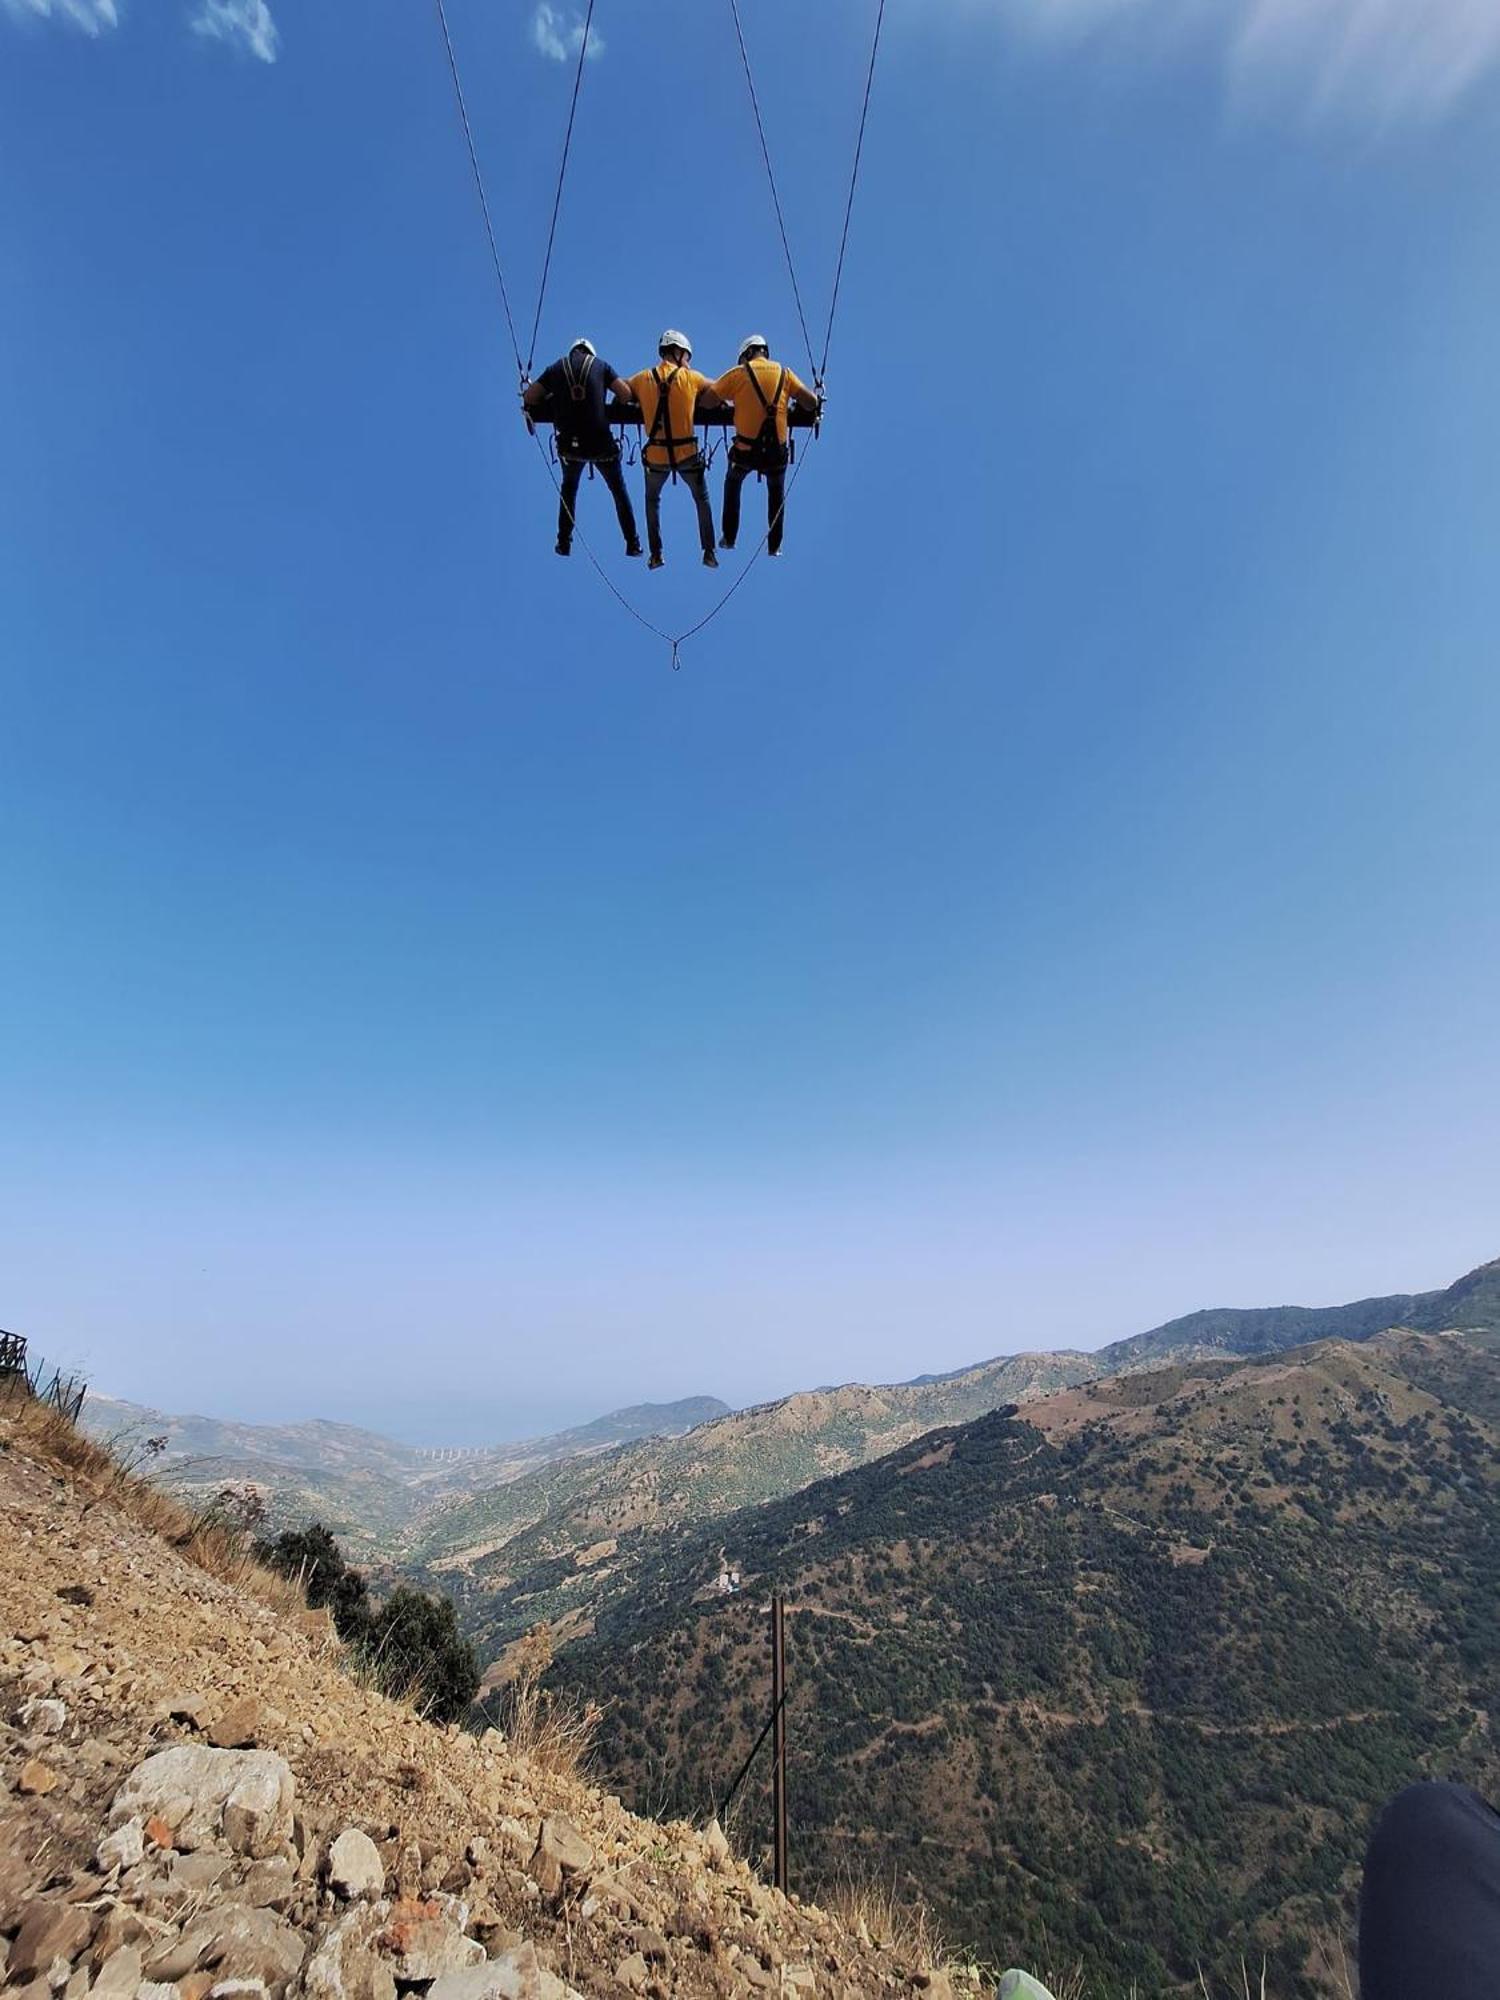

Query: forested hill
[
  {"left": 1095, "top": 1253, "right": 1500, "bottom": 1371},
  {"left": 558, "top": 1329, "right": 1500, "bottom": 1998},
  {"left": 406, "top": 1349, "right": 1098, "bottom": 1664}
]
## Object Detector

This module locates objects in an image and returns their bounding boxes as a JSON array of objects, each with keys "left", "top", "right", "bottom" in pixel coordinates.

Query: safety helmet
[
  {"left": 569, "top": 337, "right": 596, "bottom": 357},
  {"left": 658, "top": 328, "right": 692, "bottom": 357},
  {"left": 738, "top": 334, "right": 770, "bottom": 363}
]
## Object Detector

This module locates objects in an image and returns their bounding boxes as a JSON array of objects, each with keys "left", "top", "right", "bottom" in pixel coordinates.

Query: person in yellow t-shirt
[
  {"left": 624, "top": 330, "right": 726, "bottom": 570},
  {"left": 712, "top": 336, "right": 820, "bottom": 558}
]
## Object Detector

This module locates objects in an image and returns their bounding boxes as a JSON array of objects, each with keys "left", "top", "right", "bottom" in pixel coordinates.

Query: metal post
[{"left": 771, "top": 1592, "right": 789, "bottom": 1895}]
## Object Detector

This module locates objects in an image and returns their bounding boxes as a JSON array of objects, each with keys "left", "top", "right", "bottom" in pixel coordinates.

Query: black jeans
[
  {"left": 722, "top": 449, "right": 788, "bottom": 555},
  {"left": 1360, "top": 1784, "right": 1500, "bottom": 1999},
  {"left": 558, "top": 452, "right": 638, "bottom": 552},
  {"left": 643, "top": 456, "right": 714, "bottom": 560}
]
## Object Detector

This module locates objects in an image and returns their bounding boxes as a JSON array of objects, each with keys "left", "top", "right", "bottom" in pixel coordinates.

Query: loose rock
[{"left": 328, "top": 1828, "right": 385, "bottom": 1901}]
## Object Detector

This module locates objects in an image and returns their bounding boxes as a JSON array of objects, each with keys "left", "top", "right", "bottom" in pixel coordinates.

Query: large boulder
[{"left": 110, "top": 1747, "right": 295, "bottom": 1858}]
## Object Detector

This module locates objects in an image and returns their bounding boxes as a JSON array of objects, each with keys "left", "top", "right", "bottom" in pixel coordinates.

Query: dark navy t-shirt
[{"left": 538, "top": 352, "right": 625, "bottom": 458}]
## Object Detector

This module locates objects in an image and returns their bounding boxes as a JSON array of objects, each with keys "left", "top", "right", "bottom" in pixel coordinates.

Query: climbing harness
[
  {"left": 735, "top": 363, "right": 789, "bottom": 476},
  {"left": 431, "top": 0, "right": 886, "bottom": 666},
  {"left": 643, "top": 365, "right": 700, "bottom": 480}
]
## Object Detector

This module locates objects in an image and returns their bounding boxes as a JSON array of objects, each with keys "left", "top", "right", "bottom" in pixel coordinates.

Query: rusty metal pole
[{"left": 771, "top": 1592, "right": 789, "bottom": 1895}]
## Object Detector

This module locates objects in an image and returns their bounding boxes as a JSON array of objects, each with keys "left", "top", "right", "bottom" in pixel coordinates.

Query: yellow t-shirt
[
  {"left": 712, "top": 358, "right": 811, "bottom": 452},
  {"left": 626, "top": 364, "right": 711, "bottom": 468}
]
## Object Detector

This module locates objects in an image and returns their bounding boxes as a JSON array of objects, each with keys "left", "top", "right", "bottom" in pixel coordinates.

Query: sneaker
[
  {"left": 718, "top": 536, "right": 735, "bottom": 551},
  {"left": 625, "top": 542, "right": 644, "bottom": 558},
  {"left": 702, "top": 550, "right": 720, "bottom": 569},
  {"left": 555, "top": 540, "right": 571, "bottom": 557},
  {"left": 648, "top": 553, "right": 665, "bottom": 571},
  {"left": 768, "top": 548, "right": 782, "bottom": 559}
]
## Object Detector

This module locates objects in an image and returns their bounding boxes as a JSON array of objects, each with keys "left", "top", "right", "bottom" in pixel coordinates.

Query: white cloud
[
  {"left": 191, "top": 0, "right": 278, "bottom": 62},
  {"left": 0, "top": 0, "right": 118, "bottom": 38},
  {"left": 531, "top": 2, "right": 603, "bottom": 64},
  {"left": 993, "top": 0, "right": 1500, "bottom": 120}
]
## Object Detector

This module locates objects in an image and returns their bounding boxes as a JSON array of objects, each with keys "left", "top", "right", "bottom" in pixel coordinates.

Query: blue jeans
[
  {"left": 559, "top": 452, "right": 638, "bottom": 552},
  {"left": 643, "top": 456, "right": 714, "bottom": 560}
]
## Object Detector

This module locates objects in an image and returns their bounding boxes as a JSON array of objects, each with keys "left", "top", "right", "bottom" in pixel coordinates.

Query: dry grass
[
  {"left": 820, "top": 1867, "right": 952, "bottom": 1972},
  {"left": 0, "top": 1381, "right": 304, "bottom": 1618},
  {"left": 485, "top": 1624, "right": 603, "bottom": 1780}
]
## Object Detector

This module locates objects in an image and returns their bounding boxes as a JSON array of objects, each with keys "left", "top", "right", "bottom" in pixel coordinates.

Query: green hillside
[
  {"left": 406, "top": 1350, "right": 1098, "bottom": 1664},
  {"left": 556, "top": 1331, "right": 1500, "bottom": 1997}
]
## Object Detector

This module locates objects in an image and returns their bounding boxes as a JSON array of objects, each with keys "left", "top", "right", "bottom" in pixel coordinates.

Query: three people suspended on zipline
[{"left": 523, "top": 328, "right": 820, "bottom": 569}]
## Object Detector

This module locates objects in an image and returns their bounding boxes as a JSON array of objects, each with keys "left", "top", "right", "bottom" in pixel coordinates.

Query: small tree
[
  {"left": 366, "top": 1585, "right": 480, "bottom": 1725},
  {"left": 255, "top": 1523, "right": 372, "bottom": 1643}
]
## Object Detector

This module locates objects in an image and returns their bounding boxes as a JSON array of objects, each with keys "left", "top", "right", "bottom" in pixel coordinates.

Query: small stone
[
  {"left": 426, "top": 1947, "right": 583, "bottom": 1999},
  {"left": 376, "top": 1898, "right": 485, "bottom": 1983},
  {"left": 328, "top": 1829, "right": 385, "bottom": 1901},
  {"left": 614, "top": 1953, "right": 649, "bottom": 1993},
  {"left": 302, "top": 1905, "right": 397, "bottom": 2000},
  {"left": 17, "top": 1759, "right": 60, "bottom": 1796},
  {"left": 209, "top": 1984, "right": 271, "bottom": 2000},
  {"left": 92, "top": 1947, "right": 144, "bottom": 1999},
  {"left": 96, "top": 1820, "right": 146, "bottom": 1873},
  {"left": 241, "top": 1858, "right": 296, "bottom": 1911},
  {"left": 9, "top": 1902, "right": 97, "bottom": 1984},
  {"left": 21, "top": 1699, "right": 68, "bottom": 1736},
  {"left": 528, "top": 1816, "right": 594, "bottom": 1899},
  {"left": 208, "top": 1697, "right": 266, "bottom": 1750},
  {"left": 164, "top": 1694, "right": 211, "bottom": 1731}
]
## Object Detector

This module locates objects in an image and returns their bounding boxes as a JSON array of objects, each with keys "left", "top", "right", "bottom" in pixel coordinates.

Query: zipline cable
[
  {"left": 432, "top": 0, "right": 527, "bottom": 383},
  {"left": 820, "top": 0, "right": 887, "bottom": 382},
  {"left": 526, "top": 0, "right": 598, "bottom": 378},
  {"left": 727, "top": 0, "right": 818, "bottom": 381}
]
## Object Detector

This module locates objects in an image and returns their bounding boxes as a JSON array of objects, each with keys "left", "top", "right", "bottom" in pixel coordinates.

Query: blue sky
[{"left": 3, "top": 0, "right": 1498, "bottom": 1442}]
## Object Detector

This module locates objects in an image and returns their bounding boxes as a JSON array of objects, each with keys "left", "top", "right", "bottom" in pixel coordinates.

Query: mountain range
[
  {"left": 558, "top": 1321, "right": 1500, "bottom": 1995},
  {"left": 80, "top": 1391, "right": 729, "bottom": 1554},
  {"left": 406, "top": 1256, "right": 1500, "bottom": 1672}
]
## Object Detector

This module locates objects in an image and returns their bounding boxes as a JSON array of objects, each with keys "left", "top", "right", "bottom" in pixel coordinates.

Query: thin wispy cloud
[
  {"left": 995, "top": 0, "right": 1500, "bottom": 121},
  {"left": 191, "top": 0, "right": 278, "bottom": 62},
  {"left": 531, "top": 2, "right": 603, "bottom": 64},
  {"left": 0, "top": 0, "right": 118, "bottom": 38}
]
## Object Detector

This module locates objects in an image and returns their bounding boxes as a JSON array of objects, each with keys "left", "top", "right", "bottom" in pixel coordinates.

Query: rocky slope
[
  {"left": 0, "top": 1391, "right": 966, "bottom": 2000},
  {"left": 79, "top": 1397, "right": 730, "bottom": 1558},
  {"left": 558, "top": 1329, "right": 1500, "bottom": 1996}
]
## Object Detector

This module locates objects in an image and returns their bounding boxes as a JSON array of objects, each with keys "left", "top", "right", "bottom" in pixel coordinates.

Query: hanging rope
[
  {"left": 727, "top": 0, "right": 817, "bottom": 381},
  {"left": 432, "top": 0, "right": 526, "bottom": 382},
  {"left": 526, "top": 0, "right": 597, "bottom": 378},
  {"left": 820, "top": 0, "right": 887, "bottom": 383}
]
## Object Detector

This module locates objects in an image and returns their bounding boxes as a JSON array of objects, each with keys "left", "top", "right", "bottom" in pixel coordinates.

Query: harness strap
[
  {"left": 646, "top": 364, "right": 697, "bottom": 467},
  {"left": 735, "top": 362, "right": 788, "bottom": 458}
]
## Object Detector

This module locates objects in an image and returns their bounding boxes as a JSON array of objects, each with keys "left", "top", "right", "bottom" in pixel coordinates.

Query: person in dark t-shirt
[{"left": 523, "top": 340, "right": 643, "bottom": 557}]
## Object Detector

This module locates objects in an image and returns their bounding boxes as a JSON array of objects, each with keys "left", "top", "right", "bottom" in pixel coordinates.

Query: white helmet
[
  {"left": 738, "top": 334, "right": 769, "bottom": 363},
  {"left": 569, "top": 337, "right": 596, "bottom": 357},
  {"left": 658, "top": 328, "right": 692, "bottom": 358}
]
